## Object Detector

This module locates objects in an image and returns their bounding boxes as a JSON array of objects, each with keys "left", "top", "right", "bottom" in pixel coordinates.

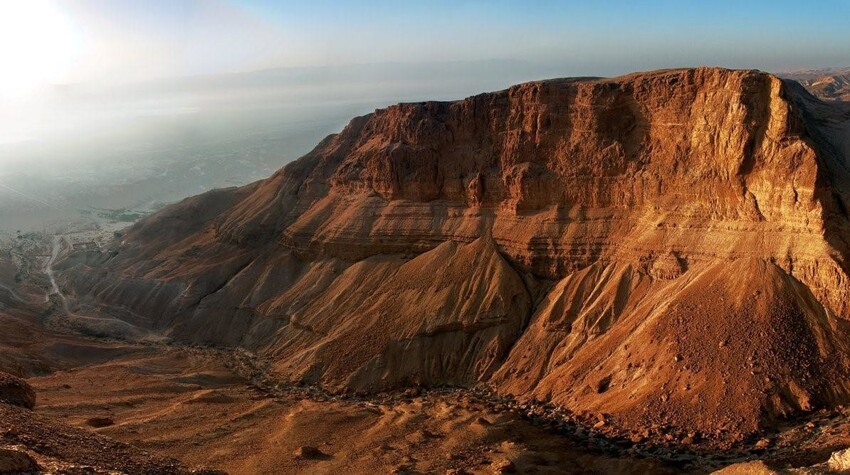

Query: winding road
[{"left": 45, "top": 236, "right": 70, "bottom": 312}]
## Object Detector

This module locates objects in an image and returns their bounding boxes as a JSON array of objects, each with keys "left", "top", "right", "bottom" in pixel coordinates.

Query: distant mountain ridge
[{"left": 781, "top": 67, "right": 850, "bottom": 101}]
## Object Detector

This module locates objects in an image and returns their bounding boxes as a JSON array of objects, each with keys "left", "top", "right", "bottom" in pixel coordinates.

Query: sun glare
[{"left": 0, "top": 1, "right": 80, "bottom": 100}]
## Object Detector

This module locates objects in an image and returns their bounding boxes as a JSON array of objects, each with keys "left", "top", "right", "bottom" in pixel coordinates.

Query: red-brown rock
[
  {"left": 59, "top": 68, "right": 850, "bottom": 439},
  {"left": 0, "top": 372, "right": 35, "bottom": 410}
]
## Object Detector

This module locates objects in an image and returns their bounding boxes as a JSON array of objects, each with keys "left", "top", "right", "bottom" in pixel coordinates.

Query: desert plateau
[
  {"left": 1, "top": 66, "right": 850, "bottom": 473},
  {"left": 3, "top": 2, "right": 850, "bottom": 474}
]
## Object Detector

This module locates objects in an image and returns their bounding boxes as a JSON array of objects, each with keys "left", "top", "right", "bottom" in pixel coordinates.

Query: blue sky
[
  {"left": 9, "top": 0, "right": 850, "bottom": 87},
  {"left": 234, "top": 0, "right": 850, "bottom": 70},
  {"left": 229, "top": 0, "right": 850, "bottom": 74}
]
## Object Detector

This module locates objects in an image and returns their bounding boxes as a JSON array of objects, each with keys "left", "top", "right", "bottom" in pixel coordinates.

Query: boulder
[
  {"left": 0, "top": 373, "right": 35, "bottom": 409},
  {"left": 293, "top": 446, "right": 326, "bottom": 460},
  {"left": 0, "top": 448, "right": 39, "bottom": 474}
]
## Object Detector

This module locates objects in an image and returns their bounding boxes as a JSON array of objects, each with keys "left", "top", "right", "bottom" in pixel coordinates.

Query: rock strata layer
[{"left": 59, "top": 68, "right": 850, "bottom": 438}]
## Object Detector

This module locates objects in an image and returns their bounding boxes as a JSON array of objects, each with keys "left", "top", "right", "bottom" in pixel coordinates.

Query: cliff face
[
  {"left": 59, "top": 68, "right": 850, "bottom": 437},
  {"left": 226, "top": 67, "right": 849, "bottom": 313}
]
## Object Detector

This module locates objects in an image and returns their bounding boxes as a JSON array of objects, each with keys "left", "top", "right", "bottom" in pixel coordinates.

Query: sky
[{"left": 0, "top": 0, "right": 849, "bottom": 97}]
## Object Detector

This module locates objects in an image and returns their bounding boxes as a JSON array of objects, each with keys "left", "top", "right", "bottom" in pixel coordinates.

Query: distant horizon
[
  {"left": 2, "top": 0, "right": 850, "bottom": 99},
  {"left": 34, "top": 59, "right": 850, "bottom": 93}
]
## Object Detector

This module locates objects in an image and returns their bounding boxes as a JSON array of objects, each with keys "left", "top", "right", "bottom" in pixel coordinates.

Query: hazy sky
[
  {"left": 1, "top": 0, "right": 849, "bottom": 230},
  {"left": 1, "top": 0, "right": 849, "bottom": 96}
]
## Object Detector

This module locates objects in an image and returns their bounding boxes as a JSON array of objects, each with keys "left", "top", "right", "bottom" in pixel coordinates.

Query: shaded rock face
[
  {"left": 59, "top": 68, "right": 850, "bottom": 437},
  {"left": 0, "top": 448, "right": 39, "bottom": 473},
  {"left": 0, "top": 372, "right": 35, "bottom": 410}
]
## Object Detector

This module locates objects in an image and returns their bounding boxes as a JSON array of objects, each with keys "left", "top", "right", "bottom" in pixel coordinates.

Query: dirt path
[{"left": 44, "top": 235, "right": 66, "bottom": 309}]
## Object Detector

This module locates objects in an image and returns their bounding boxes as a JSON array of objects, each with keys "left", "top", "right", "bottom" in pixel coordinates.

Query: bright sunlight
[{"left": 0, "top": 0, "right": 80, "bottom": 100}]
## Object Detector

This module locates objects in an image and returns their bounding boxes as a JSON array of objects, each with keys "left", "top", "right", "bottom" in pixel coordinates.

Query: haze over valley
[{"left": 0, "top": 60, "right": 569, "bottom": 232}]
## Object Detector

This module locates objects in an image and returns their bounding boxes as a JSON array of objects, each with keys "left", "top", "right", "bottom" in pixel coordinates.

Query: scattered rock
[
  {"left": 0, "top": 373, "right": 35, "bottom": 410},
  {"left": 0, "top": 448, "right": 38, "bottom": 473},
  {"left": 593, "top": 412, "right": 607, "bottom": 428},
  {"left": 491, "top": 458, "right": 516, "bottom": 474},
  {"left": 403, "top": 388, "right": 421, "bottom": 398},
  {"left": 293, "top": 446, "right": 326, "bottom": 460}
]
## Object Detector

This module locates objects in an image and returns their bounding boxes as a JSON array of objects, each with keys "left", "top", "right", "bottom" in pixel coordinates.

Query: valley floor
[
  {"left": 2, "top": 232, "right": 850, "bottom": 474},
  {"left": 27, "top": 343, "right": 675, "bottom": 474}
]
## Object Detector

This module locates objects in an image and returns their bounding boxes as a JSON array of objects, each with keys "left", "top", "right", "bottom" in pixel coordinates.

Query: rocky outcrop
[
  {"left": 58, "top": 68, "right": 850, "bottom": 437},
  {"left": 0, "top": 372, "right": 35, "bottom": 410}
]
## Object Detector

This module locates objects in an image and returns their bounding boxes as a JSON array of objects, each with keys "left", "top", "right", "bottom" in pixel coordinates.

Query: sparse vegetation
[{"left": 93, "top": 208, "right": 146, "bottom": 223}]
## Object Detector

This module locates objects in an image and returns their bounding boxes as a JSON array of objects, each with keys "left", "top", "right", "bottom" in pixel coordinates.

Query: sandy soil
[{"left": 28, "top": 345, "right": 676, "bottom": 474}]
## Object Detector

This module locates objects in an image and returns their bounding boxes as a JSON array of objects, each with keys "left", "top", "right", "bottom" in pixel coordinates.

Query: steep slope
[
  {"left": 264, "top": 236, "right": 531, "bottom": 391},
  {"left": 493, "top": 259, "right": 850, "bottom": 438},
  {"left": 58, "top": 67, "right": 850, "bottom": 437}
]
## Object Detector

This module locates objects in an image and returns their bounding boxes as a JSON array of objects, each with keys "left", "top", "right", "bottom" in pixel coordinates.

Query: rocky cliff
[{"left": 58, "top": 68, "right": 850, "bottom": 439}]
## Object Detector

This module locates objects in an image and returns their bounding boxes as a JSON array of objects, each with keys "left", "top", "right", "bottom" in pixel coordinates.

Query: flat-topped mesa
[
  {"left": 58, "top": 68, "right": 850, "bottom": 438},
  {"left": 71, "top": 68, "right": 850, "bottom": 324},
  {"left": 263, "top": 67, "right": 849, "bottom": 314},
  {"left": 329, "top": 68, "right": 808, "bottom": 209}
]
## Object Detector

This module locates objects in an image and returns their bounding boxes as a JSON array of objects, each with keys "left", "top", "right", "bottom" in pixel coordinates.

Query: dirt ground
[{"left": 27, "top": 344, "right": 676, "bottom": 474}]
